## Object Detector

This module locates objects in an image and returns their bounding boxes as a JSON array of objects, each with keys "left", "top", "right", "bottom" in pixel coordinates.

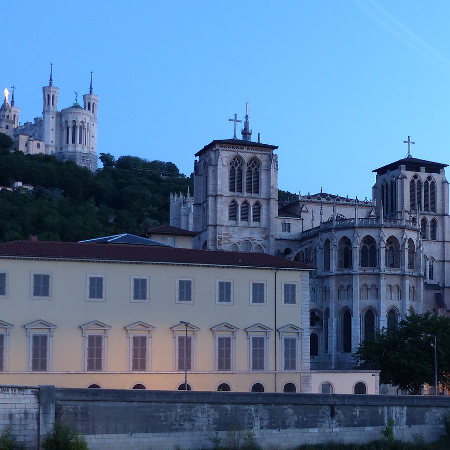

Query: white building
[{"left": 0, "top": 66, "right": 98, "bottom": 170}]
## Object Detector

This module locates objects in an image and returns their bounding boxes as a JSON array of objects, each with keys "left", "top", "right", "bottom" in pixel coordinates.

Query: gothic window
[
  {"left": 252, "top": 202, "right": 261, "bottom": 223},
  {"left": 241, "top": 201, "right": 249, "bottom": 222},
  {"left": 228, "top": 201, "right": 237, "bottom": 221},
  {"left": 430, "top": 219, "right": 437, "bottom": 241},
  {"left": 310, "top": 309, "right": 322, "bottom": 327},
  {"left": 430, "top": 180, "right": 436, "bottom": 212},
  {"left": 409, "top": 287, "right": 415, "bottom": 301},
  {"left": 229, "top": 157, "right": 243, "bottom": 193},
  {"left": 92, "top": 103, "right": 95, "bottom": 114},
  {"left": 324, "top": 308, "right": 330, "bottom": 353},
  {"left": 360, "top": 236, "right": 377, "bottom": 267},
  {"left": 369, "top": 285, "right": 378, "bottom": 300},
  {"left": 408, "top": 239, "right": 416, "bottom": 269},
  {"left": 390, "top": 179, "right": 396, "bottom": 214},
  {"left": 338, "top": 237, "right": 352, "bottom": 269},
  {"left": 324, "top": 239, "right": 331, "bottom": 271},
  {"left": 386, "top": 284, "right": 392, "bottom": 300},
  {"left": 421, "top": 218, "right": 427, "bottom": 240},
  {"left": 338, "top": 285, "right": 346, "bottom": 301},
  {"left": 363, "top": 309, "right": 375, "bottom": 341},
  {"left": 387, "top": 308, "right": 398, "bottom": 333},
  {"left": 79, "top": 123, "right": 83, "bottom": 144},
  {"left": 429, "top": 258, "right": 434, "bottom": 280},
  {"left": 385, "top": 237, "right": 400, "bottom": 268},
  {"left": 342, "top": 309, "right": 352, "bottom": 353},
  {"left": 242, "top": 240, "right": 252, "bottom": 252},
  {"left": 410, "top": 175, "right": 422, "bottom": 211},
  {"left": 47, "top": 94, "right": 50, "bottom": 106},
  {"left": 246, "top": 158, "right": 260, "bottom": 194},
  {"left": 424, "top": 179, "right": 430, "bottom": 211},
  {"left": 310, "top": 333, "right": 319, "bottom": 357},
  {"left": 51, "top": 94, "right": 54, "bottom": 106},
  {"left": 360, "top": 285, "right": 368, "bottom": 300},
  {"left": 394, "top": 285, "right": 401, "bottom": 300}
]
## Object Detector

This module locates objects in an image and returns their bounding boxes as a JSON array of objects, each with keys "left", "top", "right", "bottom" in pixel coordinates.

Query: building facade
[{"left": 0, "top": 68, "right": 98, "bottom": 170}]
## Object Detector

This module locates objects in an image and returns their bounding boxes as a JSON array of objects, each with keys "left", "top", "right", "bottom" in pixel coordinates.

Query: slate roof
[
  {"left": 147, "top": 225, "right": 197, "bottom": 237},
  {"left": 373, "top": 157, "right": 447, "bottom": 175},
  {"left": 195, "top": 139, "right": 278, "bottom": 157},
  {"left": 0, "top": 241, "right": 313, "bottom": 270},
  {"left": 79, "top": 233, "right": 169, "bottom": 246}
]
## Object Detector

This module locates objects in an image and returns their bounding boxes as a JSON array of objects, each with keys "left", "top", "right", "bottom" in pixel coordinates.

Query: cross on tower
[
  {"left": 229, "top": 113, "right": 242, "bottom": 139},
  {"left": 403, "top": 135, "right": 415, "bottom": 158}
]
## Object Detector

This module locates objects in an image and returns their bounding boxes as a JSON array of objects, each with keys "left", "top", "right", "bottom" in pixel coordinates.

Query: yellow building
[{"left": 0, "top": 240, "right": 377, "bottom": 393}]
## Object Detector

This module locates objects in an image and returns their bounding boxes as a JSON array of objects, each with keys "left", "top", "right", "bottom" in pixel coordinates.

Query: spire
[
  {"left": 89, "top": 71, "right": 93, "bottom": 94},
  {"left": 403, "top": 135, "right": 415, "bottom": 158},
  {"left": 10, "top": 85, "right": 15, "bottom": 106},
  {"left": 49, "top": 63, "right": 53, "bottom": 86},
  {"left": 241, "top": 103, "right": 252, "bottom": 141}
]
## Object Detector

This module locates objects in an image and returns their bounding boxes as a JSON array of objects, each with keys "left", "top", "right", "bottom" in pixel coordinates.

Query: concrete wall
[{"left": 2, "top": 385, "right": 450, "bottom": 450}]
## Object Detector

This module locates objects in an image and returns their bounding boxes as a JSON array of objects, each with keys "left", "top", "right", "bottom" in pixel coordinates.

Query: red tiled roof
[
  {"left": 0, "top": 241, "right": 313, "bottom": 270},
  {"left": 147, "top": 225, "right": 197, "bottom": 237}
]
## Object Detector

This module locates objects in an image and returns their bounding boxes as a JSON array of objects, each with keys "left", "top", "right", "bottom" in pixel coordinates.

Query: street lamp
[
  {"left": 426, "top": 334, "right": 438, "bottom": 396},
  {"left": 180, "top": 321, "right": 189, "bottom": 391}
]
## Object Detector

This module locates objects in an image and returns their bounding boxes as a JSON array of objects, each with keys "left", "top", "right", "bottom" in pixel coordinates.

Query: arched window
[
  {"left": 246, "top": 158, "right": 260, "bottom": 194},
  {"left": 429, "top": 258, "right": 434, "bottom": 280},
  {"left": 390, "top": 179, "right": 395, "bottom": 214},
  {"left": 430, "top": 219, "right": 437, "bottom": 241},
  {"left": 369, "top": 285, "right": 378, "bottom": 300},
  {"left": 241, "top": 201, "right": 249, "bottom": 222},
  {"left": 51, "top": 94, "right": 55, "bottom": 106},
  {"left": 255, "top": 245, "right": 264, "bottom": 253},
  {"left": 324, "top": 308, "right": 330, "bottom": 353},
  {"left": 79, "top": 123, "right": 83, "bottom": 144},
  {"left": 409, "top": 286, "right": 415, "bottom": 301},
  {"left": 385, "top": 237, "right": 400, "bottom": 268},
  {"left": 229, "top": 157, "right": 243, "bottom": 193},
  {"left": 338, "top": 237, "right": 352, "bottom": 269},
  {"left": 242, "top": 240, "right": 252, "bottom": 252},
  {"left": 342, "top": 309, "right": 352, "bottom": 353},
  {"left": 430, "top": 180, "right": 436, "bottom": 212},
  {"left": 360, "top": 285, "right": 368, "bottom": 300},
  {"left": 424, "top": 178, "right": 430, "bottom": 211},
  {"left": 408, "top": 239, "right": 415, "bottom": 269},
  {"left": 251, "top": 382, "right": 264, "bottom": 392},
  {"left": 72, "top": 122, "right": 76, "bottom": 144},
  {"left": 47, "top": 94, "right": 50, "bottom": 106},
  {"left": 386, "top": 284, "right": 392, "bottom": 300},
  {"left": 231, "top": 243, "right": 239, "bottom": 252},
  {"left": 252, "top": 202, "right": 261, "bottom": 222},
  {"left": 410, "top": 175, "right": 422, "bottom": 211},
  {"left": 310, "top": 333, "right": 319, "bottom": 357},
  {"left": 217, "top": 383, "right": 231, "bottom": 391},
  {"left": 283, "top": 382, "right": 296, "bottom": 393},
  {"left": 324, "top": 239, "right": 331, "bottom": 271},
  {"left": 421, "top": 217, "right": 427, "bottom": 240},
  {"left": 394, "top": 285, "right": 401, "bottom": 300},
  {"left": 178, "top": 383, "right": 192, "bottom": 390},
  {"left": 387, "top": 308, "right": 398, "bottom": 333},
  {"left": 88, "top": 384, "right": 101, "bottom": 389},
  {"left": 88, "top": 102, "right": 91, "bottom": 111},
  {"left": 320, "top": 382, "right": 333, "bottom": 394},
  {"left": 360, "top": 236, "right": 377, "bottom": 267},
  {"left": 66, "top": 123, "right": 70, "bottom": 144},
  {"left": 92, "top": 103, "right": 95, "bottom": 114},
  {"left": 363, "top": 309, "right": 375, "bottom": 341},
  {"left": 228, "top": 201, "right": 237, "bottom": 221},
  {"left": 354, "top": 382, "right": 367, "bottom": 394},
  {"left": 132, "top": 383, "right": 146, "bottom": 389}
]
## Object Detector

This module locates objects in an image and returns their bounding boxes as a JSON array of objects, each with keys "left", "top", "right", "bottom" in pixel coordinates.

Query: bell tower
[
  {"left": 42, "top": 64, "right": 59, "bottom": 155},
  {"left": 83, "top": 72, "right": 99, "bottom": 166}
]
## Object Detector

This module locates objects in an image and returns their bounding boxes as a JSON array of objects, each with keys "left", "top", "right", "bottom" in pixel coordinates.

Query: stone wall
[{"left": 2, "top": 386, "right": 450, "bottom": 450}]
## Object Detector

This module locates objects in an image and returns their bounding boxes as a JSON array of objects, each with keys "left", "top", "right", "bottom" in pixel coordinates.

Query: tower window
[
  {"left": 229, "top": 157, "right": 243, "bottom": 193},
  {"left": 338, "top": 237, "right": 352, "bottom": 269},
  {"left": 241, "top": 201, "right": 249, "bottom": 222},
  {"left": 360, "top": 236, "right": 377, "bottom": 267},
  {"left": 228, "top": 201, "right": 237, "bottom": 221},
  {"left": 246, "top": 158, "right": 260, "bottom": 194},
  {"left": 252, "top": 202, "right": 261, "bottom": 223}
]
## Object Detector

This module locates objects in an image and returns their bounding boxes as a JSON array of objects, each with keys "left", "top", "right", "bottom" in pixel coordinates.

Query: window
[
  {"left": 283, "top": 383, "right": 296, "bottom": 393},
  {"left": 217, "top": 383, "right": 231, "bottom": 391},
  {"left": 26, "top": 320, "right": 56, "bottom": 372},
  {"left": 363, "top": 309, "right": 376, "bottom": 341},
  {"left": 282, "top": 222, "right": 291, "bottom": 233},
  {"left": 81, "top": 321, "right": 111, "bottom": 372},
  {"left": 251, "top": 282, "right": 266, "bottom": 304},
  {"left": 126, "top": 322, "right": 154, "bottom": 372},
  {"left": 87, "top": 275, "right": 104, "bottom": 300},
  {"left": 217, "top": 281, "right": 233, "bottom": 304},
  {"left": 0, "top": 334, "right": 3, "bottom": 372},
  {"left": 132, "top": 277, "right": 148, "bottom": 302},
  {"left": 408, "top": 239, "right": 416, "bottom": 269},
  {"left": 429, "top": 258, "right": 434, "bottom": 280},
  {"left": 360, "top": 236, "right": 377, "bottom": 267},
  {"left": 385, "top": 237, "right": 400, "bottom": 268},
  {"left": 251, "top": 336, "right": 265, "bottom": 370},
  {"left": 421, "top": 218, "right": 427, "bottom": 240},
  {"left": 132, "top": 383, "right": 146, "bottom": 389},
  {"left": 178, "top": 383, "right": 191, "bottom": 390},
  {"left": 177, "top": 279, "right": 193, "bottom": 303},
  {"left": 283, "top": 337, "right": 296, "bottom": 369},
  {"left": 342, "top": 309, "right": 352, "bottom": 353},
  {"left": 246, "top": 324, "right": 271, "bottom": 371},
  {"left": 246, "top": 158, "right": 260, "bottom": 194},
  {"left": 283, "top": 283, "right": 297, "bottom": 305},
  {"left": 324, "top": 239, "right": 331, "bottom": 271},
  {"left": 278, "top": 324, "right": 302, "bottom": 371},
  {"left": 310, "top": 333, "right": 318, "bottom": 357},
  {"left": 387, "top": 309, "right": 398, "bottom": 333},
  {"left": 228, "top": 200, "right": 238, "bottom": 221},
  {"left": 321, "top": 382, "right": 333, "bottom": 394},
  {"left": 354, "top": 382, "right": 367, "bottom": 394},
  {"left": 212, "top": 323, "right": 238, "bottom": 372},
  {"left": 0, "top": 273, "right": 6, "bottom": 296},
  {"left": 430, "top": 219, "right": 437, "bottom": 241},
  {"left": 172, "top": 322, "right": 199, "bottom": 372},
  {"left": 252, "top": 202, "right": 261, "bottom": 222},
  {"left": 241, "top": 201, "right": 249, "bottom": 222},
  {"left": 338, "top": 237, "right": 352, "bottom": 269},
  {"left": 88, "top": 384, "right": 101, "bottom": 389},
  {"left": 229, "top": 157, "right": 243, "bottom": 193},
  {"left": 177, "top": 336, "right": 192, "bottom": 371},
  {"left": 324, "top": 308, "right": 330, "bottom": 353},
  {"left": 217, "top": 337, "right": 231, "bottom": 371},
  {"left": 410, "top": 175, "right": 422, "bottom": 211},
  {"left": 32, "top": 274, "right": 50, "bottom": 297},
  {"left": 0, "top": 321, "right": 12, "bottom": 372}
]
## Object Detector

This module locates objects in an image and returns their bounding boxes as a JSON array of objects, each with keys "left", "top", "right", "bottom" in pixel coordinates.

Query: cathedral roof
[
  {"left": 195, "top": 139, "right": 278, "bottom": 157},
  {"left": 147, "top": 225, "right": 198, "bottom": 237},
  {"left": 0, "top": 241, "right": 313, "bottom": 270},
  {"left": 373, "top": 157, "right": 448, "bottom": 175}
]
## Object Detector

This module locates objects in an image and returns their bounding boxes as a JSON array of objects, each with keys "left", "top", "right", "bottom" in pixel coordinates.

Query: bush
[
  {"left": 41, "top": 421, "right": 88, "bottom": 450},
  {"left": 0, "top": 427, "right": 26, "bottom": 450}
]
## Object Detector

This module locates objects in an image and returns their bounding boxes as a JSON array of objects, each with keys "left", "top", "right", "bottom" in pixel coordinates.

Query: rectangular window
[
  {"left": 33, "top": 274, "right": 50, "bottom": 297},
  {"left": 282, "top": 222, "right": 291, "bottom": 232},
  {"left": 0, "top": 273, "right": 6, "bottom": 296},
  {"left": 88, "top": 276, "right": 104, "bottom": 300},
  {"left": 251, "top": 336, "right": 265, "bottom": 370},
  {"left": 132, "top": 336, "right": 147, "bottom": 371},
  {"left": 217, "top": 281, "right": 232, "bottom": 304},
  {"left": 178, "top": 279, "right": 192, "bottom": 302},
  {"left": 251, "top": 282, "right": 265, "bottom": 304},
  {"left": 0, "top": 334, "right": 4, "bottom": 372},
  {"left": 284, "top": 337, "right": 297, "bottom": 370},
  {"left": 217, "top": 336, "right": 231, "bottom": 371},
  {"left": 87, "top": 335, "right": 103, "bottom": 371},
  {"left": 284, "top": 283, "right": 297, "bottom": 305},
  {"left": 31, "top": 335, "right": 48, "bottom": 372},
  {"left": 177, "top": 336, "right": 192, "bottom": 371},
  {"left": 133, "top": 278, "right": 148, "bottom": 301}
]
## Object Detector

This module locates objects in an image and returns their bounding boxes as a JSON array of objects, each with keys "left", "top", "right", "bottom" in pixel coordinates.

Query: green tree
[
  {"left": 354, "top": 312, "right": 450, "bottom": 393},
  {"left": 99, "top": 152, "right": 116, "bottom": 167},
  {"left": 41, "top": 421, "right": 88, "bottom": 450},
  {"left": 0, "top": 132, "right": 14, "bottom": 152}
]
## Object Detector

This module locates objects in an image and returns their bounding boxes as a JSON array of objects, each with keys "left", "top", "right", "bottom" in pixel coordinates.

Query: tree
[
  {"left": 99, "top": 152, "right": 116, "bottom": 167},
  {"left": 354, "top": 312, "right": 450, "bottom": 393},
  {"left": 0, "top": 132, "right": 14, "bottom": 152}
]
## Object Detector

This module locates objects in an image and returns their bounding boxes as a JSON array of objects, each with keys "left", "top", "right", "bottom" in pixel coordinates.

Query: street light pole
[
  {"left": 427, "top": 334, "right": 438, "bottom": 395},
  {"left": 180, "top": 321, "right": 189, "bottom": 391}
]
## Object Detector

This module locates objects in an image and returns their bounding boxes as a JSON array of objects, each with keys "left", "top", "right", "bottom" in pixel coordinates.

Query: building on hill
[
  {"left": 146, "top": 224, "right": 197, "bottom": 248},
  {"left": 170, "top": 111, "right": 450, "bottom": 371},
  {"left": 0, "top": 240, "right": 377, "bottom": 393},
  {"left": 0, "top": 66, "right": 98, "bottom": 170}
]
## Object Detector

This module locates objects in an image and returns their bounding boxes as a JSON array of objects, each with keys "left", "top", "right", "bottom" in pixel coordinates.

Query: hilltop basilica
[
  {"left": 0, "top": 66, "right": 98, "bottom": 170},
  {"left": 171, "top": 110, "right": 450, "bottom": 370}
]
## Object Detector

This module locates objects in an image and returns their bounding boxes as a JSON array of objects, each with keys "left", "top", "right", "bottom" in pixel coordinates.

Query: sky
[{"left": 4, "top": 1, "right": 450, "bottom": 200}]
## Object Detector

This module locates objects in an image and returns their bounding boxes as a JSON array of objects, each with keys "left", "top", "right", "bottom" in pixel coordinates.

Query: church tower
[
  {"left": 0, "top": 86, "right": 20, "bottom": 138},
  {"left": 42, "top": 64, "right": 59, "bottom": 155},
  {"left": 83, "top": 72, "right": 99, "bottom": 161}
]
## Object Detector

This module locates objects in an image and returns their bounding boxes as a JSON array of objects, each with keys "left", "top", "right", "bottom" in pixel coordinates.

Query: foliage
[
  {"left": 41, "top": 421, "right": 88, "bottom": 450},
  {"left": 0, "top": 427, "right": 26, "bottom": 450},
  {"left": 354, "top": 313, "right": 450, "bottom": 393},
  {"left": 381, "top": 419, "right": 395, "bottom": 442},
  {"left": 0, "top": 132, "right": 14, "bottom": 152},
  {"left": 278, "top": 189, "right": 297, "bottom": 204},
  {"left": 0, "top": 152, "right": 193, "bottom": 243}
]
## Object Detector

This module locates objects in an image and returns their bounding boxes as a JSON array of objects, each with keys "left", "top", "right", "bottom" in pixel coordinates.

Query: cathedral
[
  {"left": 0, "top": 66, "right": 98, "bottom": 170},
  {"left": 171, "top": 110, "right": 450, "bottom": 370}
]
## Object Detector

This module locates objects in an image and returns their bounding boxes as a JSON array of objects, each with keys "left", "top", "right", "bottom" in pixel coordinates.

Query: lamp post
[
  {"left": 427, "top": 334, "right": 438, "bottom": 395},
  {"left": 180, "top": 321, "right": 189, "bottom": 391}
]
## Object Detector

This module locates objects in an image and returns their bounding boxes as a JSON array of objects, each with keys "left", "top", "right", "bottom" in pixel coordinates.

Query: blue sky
[{"left": 4, "top": 1, "right": 450, "bottom": 199}]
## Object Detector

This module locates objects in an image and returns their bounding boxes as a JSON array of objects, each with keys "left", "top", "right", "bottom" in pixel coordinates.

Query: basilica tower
[{"left": 42, "top": 64, "right": 59, "bottom": 155}]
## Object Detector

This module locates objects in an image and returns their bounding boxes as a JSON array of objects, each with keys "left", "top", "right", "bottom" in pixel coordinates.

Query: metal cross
[
  {"left": 403, "top": 136, "right": 415, "bottom": 158},
  {"left": 229, "top": 113, "right": 242, "bottom": 139}
]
